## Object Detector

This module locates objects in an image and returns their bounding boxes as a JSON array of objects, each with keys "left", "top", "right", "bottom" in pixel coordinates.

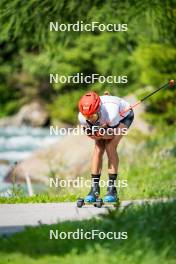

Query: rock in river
[
  {"left": 0, "top": 101, "right": 50, "bottom": 127},
  {"left": 5, "top": 134, "right": 94, "bottom": 184}
]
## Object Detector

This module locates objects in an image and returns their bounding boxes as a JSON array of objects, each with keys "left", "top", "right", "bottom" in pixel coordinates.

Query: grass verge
[{"left": 0, "top": 201, "right": 176, "bottom": 263}]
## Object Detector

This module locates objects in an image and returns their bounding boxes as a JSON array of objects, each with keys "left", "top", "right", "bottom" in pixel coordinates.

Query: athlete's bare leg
[
  {"left": 91, "top": 139, "right": 105, "bottom": 174},
  {"left": 105, "top": 123, "right": 127, "bottom": 174}
]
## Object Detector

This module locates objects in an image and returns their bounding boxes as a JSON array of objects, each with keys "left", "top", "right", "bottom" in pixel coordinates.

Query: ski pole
[{"left": 120, "top": 79, "right": 175, "bottom": 117}]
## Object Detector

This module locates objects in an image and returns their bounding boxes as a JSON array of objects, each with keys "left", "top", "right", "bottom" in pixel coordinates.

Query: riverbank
[{"left": 0, "top": 126, "right": 58, "bottom": 194}]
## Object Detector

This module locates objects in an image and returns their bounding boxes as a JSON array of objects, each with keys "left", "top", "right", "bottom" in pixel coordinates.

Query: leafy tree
[{"left": 0, "top": 0, "right": 175, "bottom": 123}]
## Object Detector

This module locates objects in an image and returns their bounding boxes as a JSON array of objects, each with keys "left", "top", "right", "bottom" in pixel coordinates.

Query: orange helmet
[{"left": 78, "top": 92, "right": 101, "bottom": 116}]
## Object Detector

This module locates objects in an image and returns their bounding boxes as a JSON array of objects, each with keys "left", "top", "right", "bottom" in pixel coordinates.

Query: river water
[{"left": 0, "top": 126, "right": 58, "bottom": 195}]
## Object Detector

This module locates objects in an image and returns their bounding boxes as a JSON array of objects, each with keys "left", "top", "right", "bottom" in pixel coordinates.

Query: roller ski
[
  {"left": 77, "top": 183, "right": 103, "bottom": 208},
  {"left": 82, "top": 186, "right": 119, "bottom": 208},
  {"left": 77, "top": 185, "right": 119, "bottom": 208}
]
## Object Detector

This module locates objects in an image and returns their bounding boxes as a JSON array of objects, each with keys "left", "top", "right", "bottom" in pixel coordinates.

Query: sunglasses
[{"left": 83, "top": 113, "right": 99, "bottom": 119}]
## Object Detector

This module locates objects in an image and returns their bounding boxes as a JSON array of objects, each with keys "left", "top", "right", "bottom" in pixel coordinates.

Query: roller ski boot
[
  {"left": 103, "top": 185, "right": 119, "bottom": 207},
  {"left": 77, "top": 183, "right": 103, "bottom": 208}
]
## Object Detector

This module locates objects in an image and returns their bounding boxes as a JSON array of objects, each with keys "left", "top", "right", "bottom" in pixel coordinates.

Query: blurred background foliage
[{"left": 0, "top": 0, "right": 175, "bottom": 124}]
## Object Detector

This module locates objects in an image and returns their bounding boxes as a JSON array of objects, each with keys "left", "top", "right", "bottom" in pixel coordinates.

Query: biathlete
[{"left": 78, "top": 91, "right": 134, "bottom": 204}]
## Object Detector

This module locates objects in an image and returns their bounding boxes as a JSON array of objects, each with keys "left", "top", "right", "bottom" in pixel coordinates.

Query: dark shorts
[{"left": 120, "top": 109, "right": 134, "bottom": 128}]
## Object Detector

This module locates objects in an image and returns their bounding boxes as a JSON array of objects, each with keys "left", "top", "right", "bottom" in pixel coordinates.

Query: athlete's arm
[{"left": 119, "top": 99, "right": 131, "bottom": 117}]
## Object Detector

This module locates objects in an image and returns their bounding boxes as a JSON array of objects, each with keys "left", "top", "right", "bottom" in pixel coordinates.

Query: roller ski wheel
[
  {"left": 95, "top": 198, "right": 103, "bottom": 208},
  {"left": 77, "top": 198, "right": 84, "bottom": 208}
]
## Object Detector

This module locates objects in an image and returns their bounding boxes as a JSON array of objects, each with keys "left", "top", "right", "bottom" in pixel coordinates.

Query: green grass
[
  {"left": 0, "top": 201, "right": 176, "bottom": 264},
  {"left": 118, "top": 127, "right": 176, "bottom": 199},
  {"left": 0, "top": 194, "right": 78, "bottom": 204}
]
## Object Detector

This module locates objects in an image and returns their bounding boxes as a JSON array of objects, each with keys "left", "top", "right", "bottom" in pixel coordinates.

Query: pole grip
[{"left": 120, "top": 101, "right": 141, "bottom": 117}]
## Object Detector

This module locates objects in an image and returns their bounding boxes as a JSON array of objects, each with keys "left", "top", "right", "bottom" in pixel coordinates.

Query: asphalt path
[{"left": 0, "top": 198, "right": 174, "bottom": 235}]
